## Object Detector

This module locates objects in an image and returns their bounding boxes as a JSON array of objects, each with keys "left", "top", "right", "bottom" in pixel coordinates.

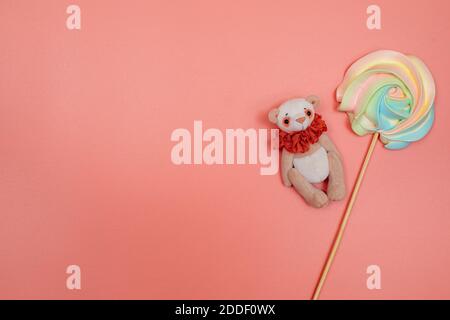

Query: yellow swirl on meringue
[{"left": 337, "top": 50, "right": 435, "bottom": 149}]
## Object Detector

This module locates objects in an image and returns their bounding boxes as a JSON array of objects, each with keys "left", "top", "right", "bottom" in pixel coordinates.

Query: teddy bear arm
[
  {"left": 319, "top": 134, "right": 342, "bottom": 159},
  {"left": 281, "top": 149, "right": 294, "bottom": 187}
]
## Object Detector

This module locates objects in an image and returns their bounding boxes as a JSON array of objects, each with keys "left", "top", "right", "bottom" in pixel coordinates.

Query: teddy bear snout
[{"left": 296, "top": 117, "right": 306, "bottom": 124}]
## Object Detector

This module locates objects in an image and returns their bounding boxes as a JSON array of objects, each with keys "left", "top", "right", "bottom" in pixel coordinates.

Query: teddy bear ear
[
  {"left": 268, "top": 108, "right": 279, "bottom": 124},
  {"left": 306, "top": 95, "right": 320, "bottom": 107}
]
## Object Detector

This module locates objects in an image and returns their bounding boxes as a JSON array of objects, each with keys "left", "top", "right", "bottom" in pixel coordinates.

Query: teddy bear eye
[
  {"left": 306, "top": 110, "right": 312, "bottom": 116},
  {"left": 284, "top": 118, "right": 289, "bottom": 124}
]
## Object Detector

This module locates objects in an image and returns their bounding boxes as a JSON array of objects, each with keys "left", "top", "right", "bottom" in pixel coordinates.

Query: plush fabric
[
  {"left": 269, "top": 97, "right": 346, "bottom": 208},
  {"left": 279, "top": 114, "right": 327, "bottom": 154}
]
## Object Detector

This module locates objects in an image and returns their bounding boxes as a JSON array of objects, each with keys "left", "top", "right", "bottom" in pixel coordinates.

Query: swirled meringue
[{"left": 337, "top": 50, "right": 435, "bottom": 149}]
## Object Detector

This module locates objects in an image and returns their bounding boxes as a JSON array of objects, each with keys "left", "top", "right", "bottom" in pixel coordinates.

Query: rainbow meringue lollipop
[
  {"left": 337, "top": 50, "right": 435, "bottom": 149},
  {"left": 312, "top": 50, "right": 436, "bottom": 300}
]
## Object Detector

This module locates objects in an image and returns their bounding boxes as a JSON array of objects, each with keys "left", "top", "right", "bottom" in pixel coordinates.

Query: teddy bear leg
[
  {"left": 288, "top": 168, "right": 329, "bottom": 208},
  {"left": 327, "top": 151, "right": 346, "bottom": 201}
]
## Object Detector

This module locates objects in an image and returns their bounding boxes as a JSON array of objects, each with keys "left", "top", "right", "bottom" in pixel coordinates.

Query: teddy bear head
[{"left": 268, "top": 96, "right": 320, "bottom": 133}]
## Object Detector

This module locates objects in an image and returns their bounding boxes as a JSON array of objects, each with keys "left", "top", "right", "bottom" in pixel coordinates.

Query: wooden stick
[{"left": 312, "top": 132, "right": 380, "bottom": 300}]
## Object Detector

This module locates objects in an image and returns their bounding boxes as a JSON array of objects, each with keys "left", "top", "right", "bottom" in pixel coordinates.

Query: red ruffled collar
[{"left": 279, "top": 114, "right": 327, "bottom": 153}]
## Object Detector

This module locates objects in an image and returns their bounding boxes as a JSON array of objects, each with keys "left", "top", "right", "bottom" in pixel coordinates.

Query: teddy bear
[{"left": 268, "top": 96, "right": 346, "bottom": 208}]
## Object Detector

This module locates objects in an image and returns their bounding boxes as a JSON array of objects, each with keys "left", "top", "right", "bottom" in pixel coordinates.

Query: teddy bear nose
[{"left": 296, "top": 117, "right": 306, "bottom": 124}]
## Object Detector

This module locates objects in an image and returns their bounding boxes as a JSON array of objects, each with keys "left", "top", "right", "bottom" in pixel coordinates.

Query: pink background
[{"left": 1, "top": 0, "right": 449, "bottom": 299}]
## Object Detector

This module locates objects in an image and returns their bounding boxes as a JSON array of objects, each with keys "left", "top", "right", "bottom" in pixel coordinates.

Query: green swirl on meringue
[{"left": 337, "top": 50, "right": 435, "bottom": 150}]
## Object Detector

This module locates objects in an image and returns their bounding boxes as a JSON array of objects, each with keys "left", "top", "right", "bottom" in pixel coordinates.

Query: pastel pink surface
[{"left": 0, "top": 0, "right": 449, "bottom": 299}]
